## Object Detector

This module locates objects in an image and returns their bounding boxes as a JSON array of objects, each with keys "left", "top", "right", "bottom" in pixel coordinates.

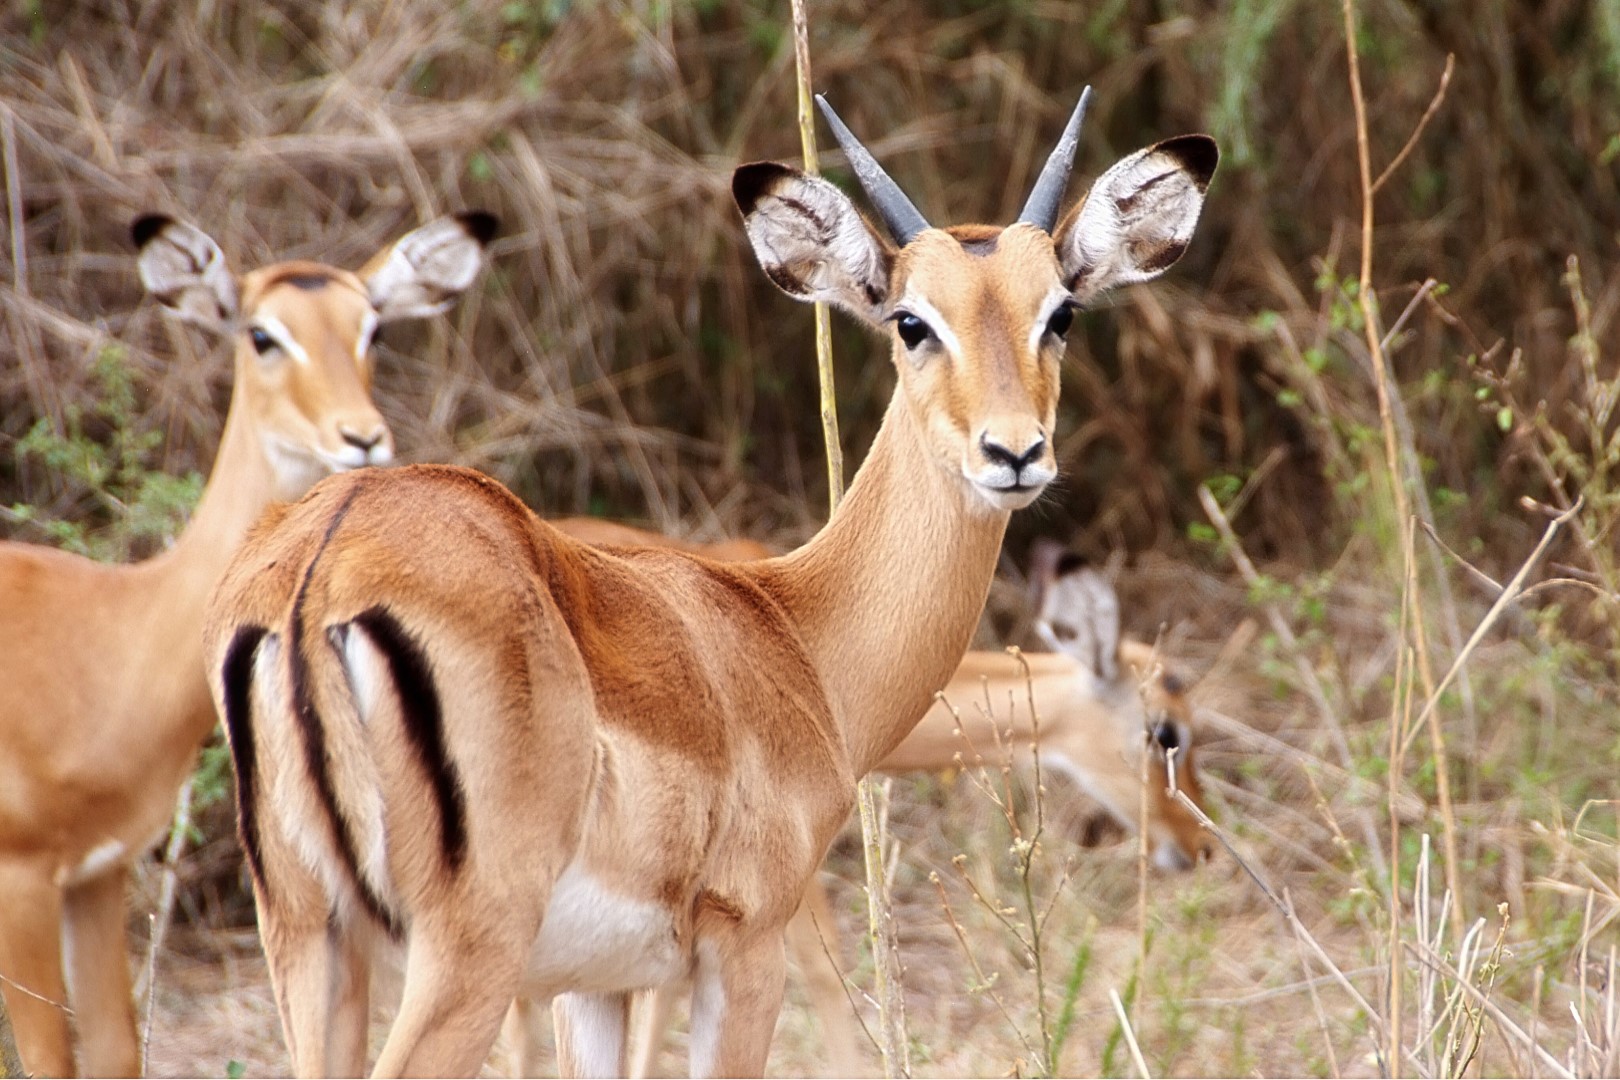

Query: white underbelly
[{"left": 522, "top": 863, "right": 687, "bottom": 997}]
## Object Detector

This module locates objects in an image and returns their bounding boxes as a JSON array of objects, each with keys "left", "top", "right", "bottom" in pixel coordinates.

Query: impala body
[
  {"left": 527, "top": 525, "right": 1212, "bottom": 1078},
  {"left": 205, "top": 92, "right": 1214, "bottom": 1077},
  {"left": 0, "top": 211, "right": 491, "bottom": 1077}
]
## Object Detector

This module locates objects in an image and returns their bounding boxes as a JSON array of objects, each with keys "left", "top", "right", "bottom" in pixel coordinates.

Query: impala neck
[
  {"left": 140, "top": 364, "right": 282, "bottom": 647},
  {"left": 771, "top": 387, "right": 1012, "bottom": 776}
]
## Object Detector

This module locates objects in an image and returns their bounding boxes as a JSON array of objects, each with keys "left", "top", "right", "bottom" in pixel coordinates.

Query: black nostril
[
  {"left": 342, "top": 429, "right": 383, "bottom": 452},
  {"left": 981, "top": 433, "right": 1046, "bottom": 471}
]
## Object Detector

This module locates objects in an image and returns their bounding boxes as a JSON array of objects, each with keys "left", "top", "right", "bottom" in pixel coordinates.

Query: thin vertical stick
[
  {"left": 788, "top": 3, "right": 906, "bottom": 1076},
  {"left": 789, "top": 0, "right": 843, "bottom": 509},
  {"left": 1343, "top": 1, "right": 1464, "bottom": 1063},
  {"left": 3, "top": 107, "right": 28, "bottom": 298},
  {"left": 1109, "top": 988, "right": 1152, "bottom": 1079}
]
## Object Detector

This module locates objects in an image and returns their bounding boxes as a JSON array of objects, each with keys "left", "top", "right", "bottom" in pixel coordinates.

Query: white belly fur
[{"left": 523, "top": 863, "right": 686, "bottom": 997}]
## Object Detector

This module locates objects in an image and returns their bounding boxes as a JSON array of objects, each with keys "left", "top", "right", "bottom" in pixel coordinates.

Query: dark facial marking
[{"left": 1055, "top": 552, "right": 1088, "bottom": 576}]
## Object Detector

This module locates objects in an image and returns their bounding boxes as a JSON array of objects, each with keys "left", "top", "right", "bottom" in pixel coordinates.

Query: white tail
[{"left": 0, "top": 210, "right": 492, "bottom": 1078}]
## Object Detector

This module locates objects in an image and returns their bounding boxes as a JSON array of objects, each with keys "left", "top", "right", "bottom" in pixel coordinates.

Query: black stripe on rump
[
  {"left": 289, "top": 488, "right": 404, "bottom": 939},
  {"left": 221, "top": 624, "right": 269, "bottom": 890},
  {"left": 351, "top": 606, "right": 468, "bottom": 873}
]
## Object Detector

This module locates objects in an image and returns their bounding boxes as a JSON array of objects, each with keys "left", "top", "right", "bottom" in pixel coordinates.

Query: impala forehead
[
  {"left": 893, "top": 225, "right": 1066, "bottom": 344},
  {"left": 243, "top": 263, "right": 376, "bottom": 363}
]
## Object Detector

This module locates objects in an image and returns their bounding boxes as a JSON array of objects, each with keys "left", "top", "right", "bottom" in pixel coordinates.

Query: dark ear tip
[
  {"left": 131, "top": 214, "right": 172, "bottom": 249},
  {"left": 455, "top": 210, "right": 499, "bottom": 245},
  {"left": 732, "top": 162, "right": 796, "bottom": 215},
  {"left": 1158, "top": 134, "right": 1219, "bottom": 187},
  {"left": 1054, "top": 551, "right": 1089, "bottom": 577}
]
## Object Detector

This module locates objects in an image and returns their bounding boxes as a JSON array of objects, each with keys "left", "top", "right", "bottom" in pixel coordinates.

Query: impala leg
[
  {"left": 370, "top": 922, "right": 532, "bottom": 1078},
  {"left": 499, "top": 995, "right": 551, "bottom": 1078},
  {"left": 689, "top": 932, "right": 787, "bottom": 1079},
  {"left": 253, "top": 874, "right": 348, "bottom": 1079},
  {"left": 62, "top": 866, "right": 139, "bottom": 1077},
  {"left": 0, "top": 857, "right": 75, "bottom": 1078},
  {"left": 554, "top": 991, "right": 631, "bottom": 1078},
  {"left": 787, "top": 882, "right": 866, "bottom": 1077},
  {"left": 326, "top": 920, "right": 373, "bottom": 1078},
  {"left": 629, "top": 983, "right": 681, "bottom": 1079}
]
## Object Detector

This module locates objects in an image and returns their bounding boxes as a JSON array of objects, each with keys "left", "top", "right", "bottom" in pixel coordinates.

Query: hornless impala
[
  {"left": 512, "top": 526, "right": 1212, "bottom": 1077},
  {"left": 203, "top": 90, "right": 1215, "bottom": 1077},
  {"left": 0, "top": 211, "right": 493, "bottom": 1077}
]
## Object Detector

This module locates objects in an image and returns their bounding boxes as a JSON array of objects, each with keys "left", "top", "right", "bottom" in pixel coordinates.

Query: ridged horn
[
  {"left": 815, "top": 94, "right": 930, "bottom": 246},
  {"left": 1016, "top": 85, "right": 1093, "bottom": 233}
]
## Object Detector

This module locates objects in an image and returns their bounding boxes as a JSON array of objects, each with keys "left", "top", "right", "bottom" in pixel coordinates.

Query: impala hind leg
[
  {"left": 253, "top": 875, "right": 369, "bottom": 1078},
  {"left": 62, "top": 866, "right": 139, "bottom": 1077},
  {"left": 688, "top": 933, "right": 787, "bottom": 1079},
  {"left": 370, "top": 921, "right": 536, "bottom": 1078},
  {"left": 0, "top": 858, "right": 74, "bottom": 1077},
  {"left": 326, "top": 921, "right": 374, "bottom": 1077},
  {"left": 499, "top": 995, "right": 551, "bottom": 1078}
]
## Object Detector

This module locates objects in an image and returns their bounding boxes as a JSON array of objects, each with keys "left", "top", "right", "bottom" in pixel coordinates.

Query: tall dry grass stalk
[{"left": 786, "top": 1, "right": 909, "bottom": 1075}]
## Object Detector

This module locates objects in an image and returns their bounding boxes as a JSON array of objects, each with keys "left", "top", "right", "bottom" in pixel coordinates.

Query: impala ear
[
  {"left": 1055, "top": 134, "right": 1217, "bottom": 305},
  {"left": 1034, "top": 563, "right": 1121, "bottom": 683},
  {"left": 133, "top": 215, "right": 239, "bottom": 331},
  {"left": 733, "top": 162, "right": 893, "bottom": 326},
  {"left": 1024, "top": 538, "right": 1069, "bottom": 615},
  {"left": 360, "top": 211, "right": 497, "bottom": 323}
]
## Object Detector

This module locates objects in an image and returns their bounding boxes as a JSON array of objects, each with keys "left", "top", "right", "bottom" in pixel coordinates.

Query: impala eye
[
  {"left": 1153, "top": 720, "right": 1182, "bottom": 753},
  {"left": 895, "top": 312, "right": 932, "bottom": 350},
  {"left": 248, "top": 327, "right": 276, "bottom": 355},
  {"left": 1045, "top": 304, "right": 1075, "bottom": 340}
]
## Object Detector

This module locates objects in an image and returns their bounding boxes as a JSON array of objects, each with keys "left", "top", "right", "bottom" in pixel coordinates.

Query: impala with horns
[
  {"left": 0, "top": 211, "right": 493, "bottom": 1078},
  {"left": 204, "top": 89, "right": 1215, "bottom": 1077},
  {"left": 503, "top": 526, "right": 1212, "bottom": 1078}
]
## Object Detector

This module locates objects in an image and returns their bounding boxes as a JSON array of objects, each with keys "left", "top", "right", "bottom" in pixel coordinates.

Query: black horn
[
  {"left": 1016, "top": 85, "right": 1092, "bottom": 233},
  {"left": 815, "top": 94, "right": 930, "bottom": 246}
]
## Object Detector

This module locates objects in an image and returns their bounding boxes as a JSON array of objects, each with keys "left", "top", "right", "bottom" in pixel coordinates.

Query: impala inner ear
[
  {"left": 133, "top": 215, "right": 240, "bottom": 331},
  {"left": 362, "top": 213, "right": 496, "bottom": 323},
  {"left": 734, "top": 162, "right": 893, "bottom": 326}
]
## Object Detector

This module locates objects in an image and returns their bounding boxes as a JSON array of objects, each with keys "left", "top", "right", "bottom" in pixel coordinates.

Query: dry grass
[{"left": 5, "top": 0, "right": 1620, "bottom": 1077}]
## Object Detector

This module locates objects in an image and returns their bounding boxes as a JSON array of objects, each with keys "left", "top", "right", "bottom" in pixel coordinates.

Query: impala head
[
  {"left": 133, "top": 211, "right": 496, "bottom": 499},
  {"left": 1032, "top": 547, "right": 1214, "bottom": 870},
  {"left": 734, "top": 90, "right": 1216, "bottom": 514}
]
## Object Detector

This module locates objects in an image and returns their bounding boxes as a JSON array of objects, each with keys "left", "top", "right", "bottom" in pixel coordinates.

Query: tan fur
[
  {"left": 0, "top": 215, "right": 488, "bottom": 1078},
  {"left": 205, "top": 134, "right": 1213, "bottom": 1078},
  {"left": 538, "top": 519, "right": 1212, "bottom": 1078}
]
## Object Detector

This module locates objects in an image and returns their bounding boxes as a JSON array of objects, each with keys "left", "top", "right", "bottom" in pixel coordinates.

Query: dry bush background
[{"left": 2, "top": 0, "right": 1619, "bottom": 1076}]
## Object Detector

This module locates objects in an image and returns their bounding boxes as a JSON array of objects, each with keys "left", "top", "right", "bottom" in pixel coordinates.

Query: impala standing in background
[
  {"left": 205, "top": 90, "right": 1215, "bottom": 1077},
  {"left": 0, "top": 211, "right": 493, "bottom": 1077}
]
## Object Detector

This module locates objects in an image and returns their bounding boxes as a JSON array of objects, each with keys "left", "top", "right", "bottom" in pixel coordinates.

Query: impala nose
[
  {"left": 980, "top": 432, "right": 1046, "bottom": 474},
  {"left": 341, "top": 426, "right": 386, "bottom": 453}
]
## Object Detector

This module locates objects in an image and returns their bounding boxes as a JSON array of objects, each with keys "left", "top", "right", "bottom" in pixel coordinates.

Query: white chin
[
  {"left": 1153, "top": 842, "right": 1194, "bottom": 873},
  {"left": 970, "top": 481, "right": 1046, "bottom": 512}
]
